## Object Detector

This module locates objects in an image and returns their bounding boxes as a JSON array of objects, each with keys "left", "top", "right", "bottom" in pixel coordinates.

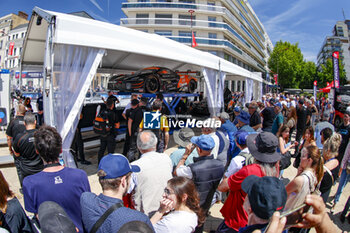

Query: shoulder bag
[{"left": 90, "top": 202, "right": 123, "bottom": 233}]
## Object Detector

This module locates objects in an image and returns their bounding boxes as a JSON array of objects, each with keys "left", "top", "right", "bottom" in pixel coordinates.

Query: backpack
[
  {"left": 93, "top": 110, "right": 110, "bottom": 135},
  {"left": 239, "top": 151, "right": 254, "bottom": 166}
]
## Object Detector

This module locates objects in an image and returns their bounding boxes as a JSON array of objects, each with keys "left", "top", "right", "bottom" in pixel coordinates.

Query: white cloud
[
  {"left": 89, "top": 0, "right": 104, "bottom": 12},
  {"left": 264, "top": 0, "right": 316, "bottom": 32}
]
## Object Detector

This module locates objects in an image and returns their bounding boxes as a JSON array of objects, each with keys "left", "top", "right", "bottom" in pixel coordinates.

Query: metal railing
[{"left": 122, "top": 2, "right": 225, "bottom": 13}]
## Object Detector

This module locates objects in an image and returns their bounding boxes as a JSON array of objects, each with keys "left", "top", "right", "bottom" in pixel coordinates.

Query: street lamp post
[{"left": 188, "top": 10, "right": 195, "bottom": 47}]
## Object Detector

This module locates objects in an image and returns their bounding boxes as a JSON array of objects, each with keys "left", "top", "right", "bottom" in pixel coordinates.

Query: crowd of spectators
[{"left": 2, "top": 91, "right": 350, "bottom": 233}]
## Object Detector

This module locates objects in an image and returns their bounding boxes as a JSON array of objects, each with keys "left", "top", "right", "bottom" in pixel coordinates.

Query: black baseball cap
[
  {"left": 38, "top": 201, "right": 77, "bottom": 233},
  {"left": 242, "top": 175, "right": 287, "bottom": 220},
  {"left": 246, "top": 132, "right": 281, "bottom": 163}
]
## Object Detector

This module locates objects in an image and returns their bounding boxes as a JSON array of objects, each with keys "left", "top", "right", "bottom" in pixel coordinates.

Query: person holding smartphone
[
  {"left": 284, "top": 145, "right": 324, "bottom": 233},
  {"left": 261, "top": 195, "right": 339, "bottom": 233},
  {"left": 239, "top": 175, "right": 288, "bottom": 233}
]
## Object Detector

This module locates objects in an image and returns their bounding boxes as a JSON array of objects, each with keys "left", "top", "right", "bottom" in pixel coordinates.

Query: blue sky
[
  {"left": 249, "top": 0, "right": 350, "bottom": 62},
  {"left": 0, "top": 0, "right": 349, "bottom": 62}
]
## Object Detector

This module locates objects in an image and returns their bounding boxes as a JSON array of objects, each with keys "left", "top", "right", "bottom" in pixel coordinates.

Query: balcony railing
[
  {"left": 222, "top": 0, "right": 264, "bottom": 41},
  {"left": 121, "top": 17, "right": 265, "bottom": 62},
  {"left": 166, "top": 36, "right": 263, "bottom": 67},
  {"left": 122, "top": 2, "right": 225, "bottom": 13}
]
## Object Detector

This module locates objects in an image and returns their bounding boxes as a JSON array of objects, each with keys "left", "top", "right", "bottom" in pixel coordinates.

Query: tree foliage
[
  {"left": 268, "top": 40, "right": 347, "bottom": 90},
  {"left": 268, "top": 41, "right": 304, "bottom": 89},
  {"left": 317, "top": 58, "right": 347, "bottom": 88},
  {"left": 299, "top": 61, "right": 317, "bottom": 89}
]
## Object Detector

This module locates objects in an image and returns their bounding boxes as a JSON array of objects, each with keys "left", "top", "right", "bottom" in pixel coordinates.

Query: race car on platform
[{"left": 107, "top": 67, "right": 198, "bottom": 93}]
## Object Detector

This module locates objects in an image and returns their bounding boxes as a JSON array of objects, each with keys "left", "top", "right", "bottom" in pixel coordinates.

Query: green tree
[
  {"left": 268, "top": 41, "right": 304, "bottom": 90},
  {"left": 317, "top": 58, "right": 347, "bottom": 88},
  {"left": 299, "top": 61, "right": 317, "bottom": 89}
]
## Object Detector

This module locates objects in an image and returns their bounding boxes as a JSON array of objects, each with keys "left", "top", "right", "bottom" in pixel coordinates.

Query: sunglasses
[{"left": 164, "top": 188, "right": 174, "bottom": 196}]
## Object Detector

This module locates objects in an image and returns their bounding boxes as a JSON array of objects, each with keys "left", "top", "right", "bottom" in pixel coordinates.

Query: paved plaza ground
[{"left": 0, "top": 130, "right": 349, "bottom": 232}]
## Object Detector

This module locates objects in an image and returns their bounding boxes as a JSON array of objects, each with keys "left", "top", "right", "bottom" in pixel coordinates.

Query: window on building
[
  {"left": 12, "top": 35, "right": 15, "bottom": 40},
  {"left": 154, "top": 30, "right": 172, "bottom": 36},
  {"left": 237, "top": 80, "right": 241, "bottom": 91},
  {"left": 14, "top": 48, "right": 17, "bottom": 56},
  {"left": 208, "top": 16, "right": 216, "bottom": 21},
  {"left": 179, "top": 14, "right": 193, "bottom": 26},
  {"left": 179, "top": 31, "right": 192, "bottom": 37},
  {"left": 224, "top": 80, "right": 229, "bottom": 89},
  {"left": 242, "top": 80, "right": 245, "bottom": 91},
  {"left": 231, "top": 80, "right": 235, "bottom": 91},
  {"left": 136, "top": 13, "right": 149, "bottom": 24},
  {"left": 138, "top": 0, "right": 150, "bottom": 2},
  {"left": 15, "top": 34, "right": 18, "bottom": 39},
  {"left": 21, "top": 32, "right": 24, "bottom": 38},
  {"left": 209, "top": 33, "right": 217, "bottom": 38},
  {"left": 157, "top": 0, "right": 172, "bottom": 2},
  {"left": 208, "top": 16, "right": 217, "bottom": 27},
  {"left": 208, "top": 50, "right": 217, "bottom": 55},
  {"left": 0, "top": 40, "right": 2, "bottom": 49},
  {"left": 155, "top": 14, "right": 172, "bottom": 24},
  {"left": 207, "top": 1, "right": 215, "bottom": 5}
]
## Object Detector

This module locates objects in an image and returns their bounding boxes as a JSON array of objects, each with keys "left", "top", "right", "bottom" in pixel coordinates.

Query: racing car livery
[{"left": 108, "top": 67, "right": 197, "bottom": 93}]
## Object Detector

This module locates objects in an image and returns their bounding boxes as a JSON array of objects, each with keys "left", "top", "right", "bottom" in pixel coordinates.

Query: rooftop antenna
[{"left": 342, "top": 8, "right": 346, "bottom": 21}]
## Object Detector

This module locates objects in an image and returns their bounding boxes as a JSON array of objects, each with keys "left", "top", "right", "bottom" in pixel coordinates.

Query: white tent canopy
[{"left": 21, "top": 7, "right": 262, "bottom": 166}]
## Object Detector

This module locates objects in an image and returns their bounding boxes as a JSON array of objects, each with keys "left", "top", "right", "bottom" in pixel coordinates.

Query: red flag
[
  {"left": 191, "top": 31, "right": 197, "bottom": 48},
  {"left": 8, "top": 42, "right": 14, "bottom": 55},
  {"left": 273, "top": 74, "right": 278, "bottom": 85}
]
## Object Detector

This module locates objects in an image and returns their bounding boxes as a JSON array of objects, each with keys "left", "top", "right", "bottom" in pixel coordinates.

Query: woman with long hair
[
  {"left": 0, "top": 171, "right": 33, "bottom": 233},
  {"left": 285, "top": 145, "right": 324, "bottom": 233},
  {"left": 286, "top": 106, "right": 297, "bottom": 138},
  {"left": 24, "top": 97, "right": 33, "bottom": 112},
  {"left": 320, "top": 133, "right": 341, "bottom": 203},
  {"left": 277, "top": 125, "right": 298, "bottom": 155},
  {"left": 294, "top": 126, "right": 317, "bottom": 168},
  {"left": 151, "top": 177, "right": 205, "bottom": 233}
]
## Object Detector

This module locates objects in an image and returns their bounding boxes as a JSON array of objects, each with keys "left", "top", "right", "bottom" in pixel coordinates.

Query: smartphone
[
  {"left": 263, "top": 203, "right": 310, "bottom": 232},
  {"left": 281, "top": 203, "right": 311, "bottom": 228}
]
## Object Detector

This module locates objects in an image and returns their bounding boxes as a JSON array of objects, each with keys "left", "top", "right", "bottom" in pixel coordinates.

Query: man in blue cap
[
  {"left": 81, "top": 154, "right": 153, "bottom": 233},
  {"left": 239, "top": 175, "right": 287, "bottom": 233},
  {"left": 236, "top": 111, "right": 255, "bottom": 133},
  {"left": 174, "top": 134, "right": 225, "bottom": 233}
]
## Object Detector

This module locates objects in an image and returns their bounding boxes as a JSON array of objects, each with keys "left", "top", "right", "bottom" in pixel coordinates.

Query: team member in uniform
[
  {"left": 6, "top": 104, "right": 26, "bottom": 190},
  {"left": 36, "top": 91, "right": 44, "bottom": 125},
  {"left": 12, "top": 112, "right": 44, "bottom": 187},
  {"left": 98, "top": 99, "right": 120, "bottom": 163}
]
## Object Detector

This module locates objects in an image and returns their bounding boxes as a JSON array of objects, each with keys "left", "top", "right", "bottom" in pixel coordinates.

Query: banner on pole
[
  {"left": 273, "top": 74, "right": 278, "bottom": 85},
  {"left": 313, "top": 80, "right": 317, "bottom": 101},
  {"left": 332, "top": 51, "right": 340, "bottom": 89},
  {"left": 8, "top": 42, "right": 14, "bottom": 55}
]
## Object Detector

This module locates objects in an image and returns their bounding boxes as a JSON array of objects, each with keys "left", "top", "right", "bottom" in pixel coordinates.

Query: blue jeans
[{"left": 334, "top": 169, "right": 350, "bottom": 203}]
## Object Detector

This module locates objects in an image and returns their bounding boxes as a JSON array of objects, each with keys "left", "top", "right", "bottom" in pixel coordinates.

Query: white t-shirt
[
  {"left": 153, "top": 210, "right": 198, "bottom": 233},
  {"left": 224, "top": 148, "right": 249, "bottom": 177}
]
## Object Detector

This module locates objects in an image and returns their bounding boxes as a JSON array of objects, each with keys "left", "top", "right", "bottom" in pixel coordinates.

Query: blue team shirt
[
  {"left": 23, "top": 167, "right": 90, "bottom": 233},
  {"left": 81, "top": 192, "right": 154, "bottom": 233}
]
